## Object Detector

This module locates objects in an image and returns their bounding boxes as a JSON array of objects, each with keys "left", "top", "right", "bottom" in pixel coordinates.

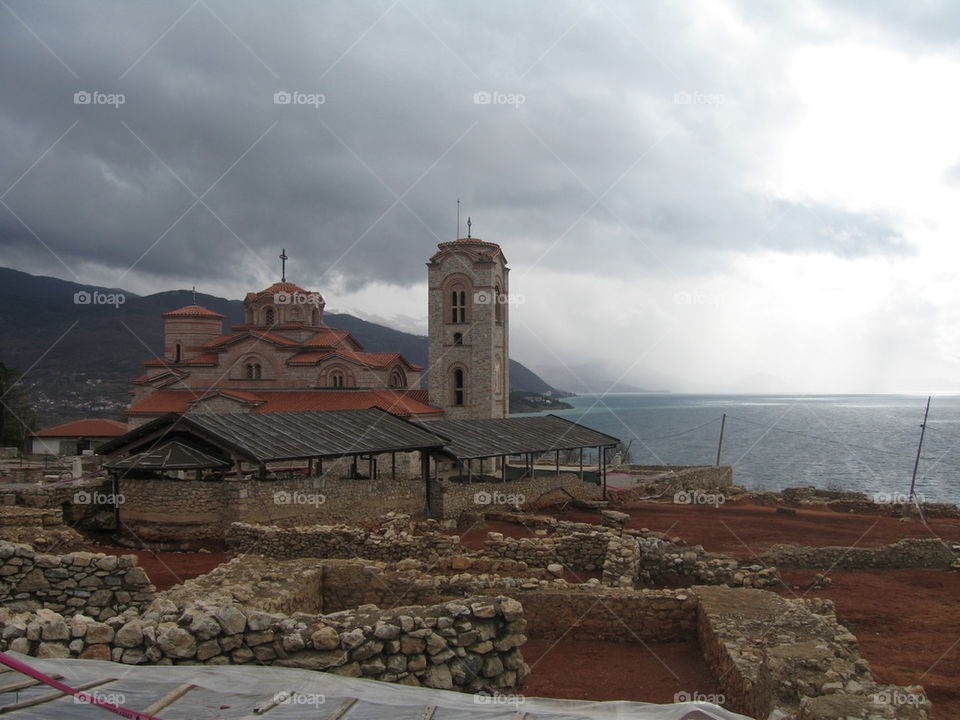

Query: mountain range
[{"left": 0, "top": 267, "right": 559, "bottom": 425}]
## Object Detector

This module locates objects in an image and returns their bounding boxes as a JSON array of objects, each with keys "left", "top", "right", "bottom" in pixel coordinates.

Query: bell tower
[{"left": 427, "top": 223, "right": 509, "bottom": 419}]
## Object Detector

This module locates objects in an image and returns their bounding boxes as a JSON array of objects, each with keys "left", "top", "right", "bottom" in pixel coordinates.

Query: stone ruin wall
[
  {"left": 696, "top": 586, "right": 930, "bottom": 720},
  {"left": 607, "top": 465, "right": 733, "bottom": 505},
  {"left": 118, "top": 475, "right": 430, "bottom": 544},
  {"left": 0, "top": 594, "right": 528, "bottom": 693},
  {"left": 0, "top": 541, "right": 156, "bottom": 620},
  {"left": 760, "top": 538, "right": 958, "bottom": 570},
  {"left": 434, "top": 471, "right": 602, "bottom": 520}
]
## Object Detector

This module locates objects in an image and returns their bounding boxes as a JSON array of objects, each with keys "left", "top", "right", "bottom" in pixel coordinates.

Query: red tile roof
[
  {"left": 127, "top": 390, "right": 441, "bottom": 417},
  {"left": 161, "top": 304, "right": 225, "bottom": 319},
  {"left": 31, "top": 419, "right": 129, "bottom": 438},
  {"left": 286, "top": 350, "right": 421, "bottom": 370},
  {"left": 301, "top": 328, "right": 352, "bottom": 348}
]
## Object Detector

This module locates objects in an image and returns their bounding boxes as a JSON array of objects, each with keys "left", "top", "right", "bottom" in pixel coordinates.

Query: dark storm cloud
[{"left": 0, "top": 0, "right": 906, "bottom": 296}]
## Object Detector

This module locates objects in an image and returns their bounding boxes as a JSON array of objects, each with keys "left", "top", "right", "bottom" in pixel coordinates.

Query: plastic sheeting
[{"left": 2, "top": 653, "right": 756, "bottom": 720}]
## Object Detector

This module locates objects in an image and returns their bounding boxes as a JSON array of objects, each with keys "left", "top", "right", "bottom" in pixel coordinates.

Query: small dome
[{"left": 161, "top": 304, "right": 225, "bottom": 319}]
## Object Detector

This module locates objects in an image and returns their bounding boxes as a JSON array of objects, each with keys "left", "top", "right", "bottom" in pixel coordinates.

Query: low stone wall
[
  {"left": 602, "top": 535, "right": 640, "bottom": 588},
  {"left": 0, "top": 506, "right": 86, "bottom": 552},
  {"left": 760, "top": 538, "right": 957, "bottom": 570},
  {"left": 695, "top": 586, "right": 931, "bottom": 719},
  {"left": 0, "top": 541, "right": 156, "bottom": 620},
  {"left": 0, "top": 595, "right": 528, "bottom": 693},
  {"left": 480, "top": 526, "right": 610, "bottom": 571},
  {"left": 226, "top": 517, "right": 460, "bottom": 562},
  {"left": 118, "top": 475, "right": 430, "bottom": 545},
  {"left": 435, "top": 472, "right": 601, "bottom": 521}
]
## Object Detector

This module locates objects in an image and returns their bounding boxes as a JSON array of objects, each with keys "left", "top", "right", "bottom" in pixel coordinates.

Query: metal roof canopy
[
  {"left": 421, "top": 414, "right": 620, "bottom": 460},
  {"left": 99, "top": 408, "right": 447, "bottom": 464},
  {"left": 103, "top": 441, "right": 230, "bottom": 471}
]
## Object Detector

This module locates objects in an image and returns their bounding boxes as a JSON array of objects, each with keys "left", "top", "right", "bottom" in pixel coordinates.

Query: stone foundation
[
  {"left": 760, "top": 538, "right": 958, "bottom": 570},
  {"left": 0, "top": 541, "right": 156, "bottom": 620}
]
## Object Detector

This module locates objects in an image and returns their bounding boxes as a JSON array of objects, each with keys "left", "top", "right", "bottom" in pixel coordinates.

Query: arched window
[
  {"left": 494, "top": 357, "right": 503, "bottom": 396},
  {"left": 289, "top": 307, "right": 301, "bottom": 322},
  {"left": 388, "top": 368, "right": 406, "bottom": 389},
  {"left": 245, "top": 363, "right": 262, "bottom": 380},
  {"left": 264, "top": 307, "right": 275, "bottom": 325},
  {"left": 450, "top": 290, "right": 466, "bottom": 323},
  {"left": 453, "top": 332, "right": 463, "bottom": 345},
  {"left": 331, "top": 372, "right": 344, "bottom": 388},
  {"left": 174, "top": 343, "right": 182, "bottom": 362},
  {"left": 494, "top": 284, "right": 503, "bottom": 323},
  {"left": 452, "top": 367, "right": 465, "bottom": 406}
]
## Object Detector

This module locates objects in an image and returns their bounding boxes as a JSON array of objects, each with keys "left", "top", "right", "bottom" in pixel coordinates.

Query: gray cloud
[{"left": 0, "top": 0, "right": 910, "bottom": 298}]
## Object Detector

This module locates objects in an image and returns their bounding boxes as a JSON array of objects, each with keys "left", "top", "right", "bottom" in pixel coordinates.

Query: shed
[{"left": 29, "top": 419, "right": 129, "bottom": 456}]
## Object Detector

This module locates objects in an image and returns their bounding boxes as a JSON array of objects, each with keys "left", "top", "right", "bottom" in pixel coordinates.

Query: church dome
[{"left": 161, "top": 304, "right": 224, "bottom": 319}]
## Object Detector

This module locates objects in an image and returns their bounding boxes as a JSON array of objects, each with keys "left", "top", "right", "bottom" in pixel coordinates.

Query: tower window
[
  {"left": 494, "top": 284, "right": 503, "bottom": 322},
  {"left": 264, "top": 307, "right": 275, "bottom": 325},
  {"left": 452, "top": 367, "right": 465, "bottom": 406},
  {"left": 453, "top": 332, "right": 463, "bottom": 345},
  {"left": 174, "top": 343, "right": 182, "bottom": 362},
  {"left": 450, "top": 290, "right": 466, "bottom": 323}
]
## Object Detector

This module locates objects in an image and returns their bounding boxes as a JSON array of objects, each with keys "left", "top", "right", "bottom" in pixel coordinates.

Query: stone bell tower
[{"left": 427, "top": 222, "right": 509, "bottom": 419}]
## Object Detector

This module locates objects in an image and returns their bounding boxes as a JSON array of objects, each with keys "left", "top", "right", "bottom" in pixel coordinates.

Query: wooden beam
[
  {"left": 0, "top": 677, "right": 116, "bottom": 713},
  {"left": 141, "top": 683, "right": 195, "bottom": 715},
  {"left": 0, "top": 674, "right": 63, "bottom": 694}
]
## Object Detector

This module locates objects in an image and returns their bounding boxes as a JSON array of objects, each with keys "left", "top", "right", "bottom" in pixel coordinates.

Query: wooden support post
[
  {"left": 579, "top": 447, "right": 584, "bottom": 481},
  {"left": 600, "top": 446, "right": 607, "bottom": 501},
  {"left": 422, "top": 451, "right": 433, "bottom": 517},
  {"left": 392, "top": 452, "right": 396, "bottom": 481},
  {"left": 501, "top": 455, "right": 507, "bottom": 483},
  {"left": 555, "top": 450, "right": 560, "bottom": 476}
]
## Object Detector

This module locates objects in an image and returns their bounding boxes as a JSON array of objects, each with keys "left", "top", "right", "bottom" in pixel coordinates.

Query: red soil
[
  {"left": 561, "top": 500, "right": 960, "bottom": 558},
  {"left": 86, "top": 545, "right": 228, "bottom": 591},
  {"left": 522, "top": 639, "right": 722, "bottom": 705}
]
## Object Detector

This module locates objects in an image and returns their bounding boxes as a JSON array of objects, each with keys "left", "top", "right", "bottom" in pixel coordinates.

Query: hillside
[{"left": 0, "top": 268, "right": 558, "bottom": 425}]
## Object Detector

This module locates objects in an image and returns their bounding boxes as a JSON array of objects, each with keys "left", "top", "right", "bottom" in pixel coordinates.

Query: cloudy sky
[{"left": 3, "top": 0, "right": 960, "bottom": 393}]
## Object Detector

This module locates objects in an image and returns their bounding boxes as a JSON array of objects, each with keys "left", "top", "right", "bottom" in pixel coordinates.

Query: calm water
[{"left": 534, "top": 394, "right": 960, "bottom": 504}]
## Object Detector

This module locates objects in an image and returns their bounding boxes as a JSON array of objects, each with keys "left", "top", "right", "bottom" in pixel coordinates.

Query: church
[{"left": 127, "top": 233, "right": 510, "bottom": 426}]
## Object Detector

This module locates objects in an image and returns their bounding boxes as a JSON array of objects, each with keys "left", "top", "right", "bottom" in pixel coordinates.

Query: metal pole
[
  {"left": 715, "top": 413, "right": 727, "bottom": 466},
  {"left": 909, "top": 396, "right": 931, "bottom": 503}
]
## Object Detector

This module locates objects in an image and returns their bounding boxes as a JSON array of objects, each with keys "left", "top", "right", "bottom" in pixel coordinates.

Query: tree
[{"left": 0, "top": 363, "right": 37, "bottom": 448}]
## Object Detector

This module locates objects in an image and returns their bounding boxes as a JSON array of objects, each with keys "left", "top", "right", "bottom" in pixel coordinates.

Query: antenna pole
[
  {"left": 909, "top": 396, "right": 931, "bottom": 503},
  {"left": 457, "top": 199, "right": 461, "bottom": 239},
  {"left": 715, "top": 413, "right": 726, "bottom": 466}
]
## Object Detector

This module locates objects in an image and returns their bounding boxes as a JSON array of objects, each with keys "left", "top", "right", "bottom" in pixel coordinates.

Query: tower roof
[
  {"left": 161, "top": 304, "right": 225, "bottom": 320},
  {"left": 430, "top": 237, "right": 506, "bottom": 264},
  {"left": 245, "top": 281, "right": 318, "bottom": 301}
]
